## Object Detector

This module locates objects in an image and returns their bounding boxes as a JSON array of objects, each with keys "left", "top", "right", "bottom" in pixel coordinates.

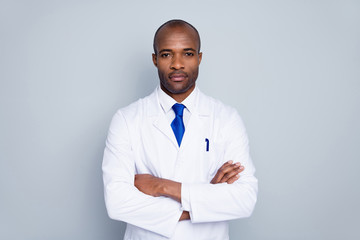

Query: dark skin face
[{"left": 152, "top": 25, "right": 202, "bottom": 102}]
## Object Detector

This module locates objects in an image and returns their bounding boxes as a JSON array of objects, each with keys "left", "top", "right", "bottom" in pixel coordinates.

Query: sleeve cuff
[{"left": 181, "top": 183, "right": 191, "bottom": 211}]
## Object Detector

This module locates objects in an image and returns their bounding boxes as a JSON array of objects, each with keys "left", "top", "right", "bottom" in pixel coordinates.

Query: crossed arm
[
  {"left": 103, "top": 110, "right": 257, "bottom": 237},
  {"left": 134, "top": 160, "right": 245, "bottom": 221}
]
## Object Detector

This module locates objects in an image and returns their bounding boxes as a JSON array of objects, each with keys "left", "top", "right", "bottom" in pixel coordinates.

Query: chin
[
  {"left": 165, "top": 83, "right": 186, "bottom": 93},
  {"left": 168, "top": 88, "right": 186, "bottom": 94},
  {"left": 161, "top": 79, "right": 195, "bottom": 95}
]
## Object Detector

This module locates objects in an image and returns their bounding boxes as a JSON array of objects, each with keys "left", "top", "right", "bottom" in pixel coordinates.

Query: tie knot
[{"left": 172, "top": 103, "right": 185, "bottom": 117}]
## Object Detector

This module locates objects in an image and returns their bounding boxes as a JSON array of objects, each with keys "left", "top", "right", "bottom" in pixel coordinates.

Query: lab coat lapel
[
  {"left": 147, "top": 91, "right": 179, "bottom": 149},
  {"left": 180, "top": 91, "right": 211, "bottom": 150},
  {"left": 152, "top": 114, "right": 179, "bottom": 149},
  {"left": 180, "top": 114, "right": 206, "bottom": 150}
]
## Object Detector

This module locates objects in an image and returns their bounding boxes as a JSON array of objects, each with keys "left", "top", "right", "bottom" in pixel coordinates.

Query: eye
[
  {"left": 185, "top": 52, "right": 194, "bottom": 56},
  {"left": 161, "top": 53, "right": 170, "bottom": 58}
]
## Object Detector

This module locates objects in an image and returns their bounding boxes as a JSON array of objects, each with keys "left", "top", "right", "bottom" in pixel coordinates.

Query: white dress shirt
[
  {"left": 102, "top": 86, "right": 258, "bottom": 239},
  {"left": 157, "top": 85, "right": 196, "bottom": 129}
]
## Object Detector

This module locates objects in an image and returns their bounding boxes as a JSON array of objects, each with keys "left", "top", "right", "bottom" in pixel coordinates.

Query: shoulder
[
  {"left": 114, "top": 89, "right": 158, "bottom": 121},
  {"left": 198, "top": 90, "right": 241, "bottom": 121}
]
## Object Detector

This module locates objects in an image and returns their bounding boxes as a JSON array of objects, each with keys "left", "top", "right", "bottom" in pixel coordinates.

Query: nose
[{"left": 170, "top": 54, "right": 184, "bottom": 70}]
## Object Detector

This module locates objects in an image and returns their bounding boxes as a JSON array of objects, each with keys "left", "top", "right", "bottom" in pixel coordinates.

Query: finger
[
  {"left": 211, "top": 173, "right": 222, "bottom": 184},
  {"left": 219, "top": 160, "right": 234, "bottom": 170},
  {"left": 211, "top": 161, "right": 244, "bottom": 184},
  {"left": 211, "top": 161, "right": 233, "bottom": 184},
  {"left": 213, "top": 164, "right": 239, "bottom": 184},
  {"left": 224, "top": 165, "right": 245, "bottom": 184},
  {"left": 226, "top": 174, "right": 240, "bottom": 184},
  {"left": 219, "top": 164, "right": 245, "bottom": 183},
  {"left": 218, "top": 166, "right": 241, "bottom": 183},
  {"left": 219, "top": 162, "right": 242, "bottom": 176}
]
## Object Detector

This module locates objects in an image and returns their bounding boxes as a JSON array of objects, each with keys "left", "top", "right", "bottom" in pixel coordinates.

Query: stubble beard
[{"left": 158, "top": 69, "right": 198, "bottom": 95}]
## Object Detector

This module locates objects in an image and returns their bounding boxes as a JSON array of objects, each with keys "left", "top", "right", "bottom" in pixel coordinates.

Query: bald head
[{"left": 153, "top": 19, "right": 201, "bottom": 55}]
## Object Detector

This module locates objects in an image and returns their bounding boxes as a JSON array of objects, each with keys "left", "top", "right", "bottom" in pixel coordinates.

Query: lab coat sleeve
[
  {"left": 102, "top": 110, "right": 183, "bottom": 238},
  {"left": 181, "top": 110, "right": 258, "bottom": 223}
]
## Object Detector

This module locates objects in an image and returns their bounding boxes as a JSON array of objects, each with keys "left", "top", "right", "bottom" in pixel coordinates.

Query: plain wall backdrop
[{"left": 1, "top": 0, "right": 359, "bottom": 239}]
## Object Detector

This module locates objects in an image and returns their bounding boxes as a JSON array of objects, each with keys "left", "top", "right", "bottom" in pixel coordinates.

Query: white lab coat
[{"left": 102, "top": 87, "right": 258, "bottom": 240}]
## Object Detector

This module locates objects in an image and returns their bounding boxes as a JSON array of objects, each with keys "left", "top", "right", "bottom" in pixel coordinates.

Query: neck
[{"left": 161, "top": 85, "right": 195, "bottom": 103}]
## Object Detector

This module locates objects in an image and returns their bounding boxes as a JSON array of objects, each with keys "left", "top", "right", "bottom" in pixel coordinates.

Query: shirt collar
[{"left": 157, "top": 86, "right": 198, "bottom": 114}]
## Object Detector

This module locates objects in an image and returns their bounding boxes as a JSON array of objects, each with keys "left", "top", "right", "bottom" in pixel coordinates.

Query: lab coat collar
[
  {"left": 150, "top": 85, "right": 210, "bottom": 117},
  {"left": 157, "top": 86, "right": 177, "bottom": 115},
  {"left": 157, "top": 86, "right": 197, "bottom": 115},
  {"left": 148, "top": 86, "right": 211, "bottom": 149}
]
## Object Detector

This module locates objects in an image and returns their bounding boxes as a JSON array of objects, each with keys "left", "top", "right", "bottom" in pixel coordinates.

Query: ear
[
  {"left": 198, "top": 52, "right": 203, "bottom": 65},
  {"left": 152, "top": 53, "right": 158, "bottom": 67}
]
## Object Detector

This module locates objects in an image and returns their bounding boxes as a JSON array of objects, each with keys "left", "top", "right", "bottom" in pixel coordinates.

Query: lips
[{"left": 169, "top": 72, "right": 187, "bottom": 81}]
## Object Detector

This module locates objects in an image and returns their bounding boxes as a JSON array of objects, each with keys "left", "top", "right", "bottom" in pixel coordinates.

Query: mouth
[{"left": 169, "top": 72, "right": 187, "bottom": 82}]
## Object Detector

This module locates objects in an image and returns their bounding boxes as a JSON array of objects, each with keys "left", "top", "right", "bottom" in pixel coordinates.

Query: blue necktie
[{"left": 171, "top": 103, "right": 185, "bottom": 146}]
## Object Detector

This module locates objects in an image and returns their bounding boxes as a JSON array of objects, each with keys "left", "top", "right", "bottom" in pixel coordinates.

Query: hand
[
  {"left": 179, "top": 211, "right": 190, "bottom": 221},
  {"left": 134, "top": 174, "right": 162, "bottom": 197},
  {"left": 210, "top": 160, "right": 244, "bottom": 184}
]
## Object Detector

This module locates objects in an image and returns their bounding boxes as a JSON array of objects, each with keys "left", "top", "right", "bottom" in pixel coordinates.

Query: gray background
[{"left": 1, "top": 0, "right": 359, "bottom": 239}]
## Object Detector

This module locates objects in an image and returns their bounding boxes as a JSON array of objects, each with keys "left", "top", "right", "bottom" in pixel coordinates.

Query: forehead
[{"left": 156, "top": 25, "right": 199, "bottom": 50}]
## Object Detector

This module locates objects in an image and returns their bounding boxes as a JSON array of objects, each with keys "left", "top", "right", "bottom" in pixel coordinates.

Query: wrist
[
  {"left": 161, "top": 179, "right": 181, "bottom": 202},
  {"left": 156, "top": 178, "right": 167, "bottom": 196}
]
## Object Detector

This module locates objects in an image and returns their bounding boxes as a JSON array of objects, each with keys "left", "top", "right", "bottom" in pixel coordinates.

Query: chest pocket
[{"left": 203, "top": 139, "right": 225, "bottom": 182}]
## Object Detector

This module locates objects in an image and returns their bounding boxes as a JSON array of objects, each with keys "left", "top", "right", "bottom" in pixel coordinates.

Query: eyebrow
[
  {"left": 159, "top": 49, "right": 172, "bottom": 53},
  {"left": 159, "top": 48, "right": 197, "bottom": 54}
]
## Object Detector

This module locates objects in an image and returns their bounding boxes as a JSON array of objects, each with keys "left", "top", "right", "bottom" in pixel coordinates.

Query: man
[{"left": 102, "top": 19, "right": 258, "bottom": 239}]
